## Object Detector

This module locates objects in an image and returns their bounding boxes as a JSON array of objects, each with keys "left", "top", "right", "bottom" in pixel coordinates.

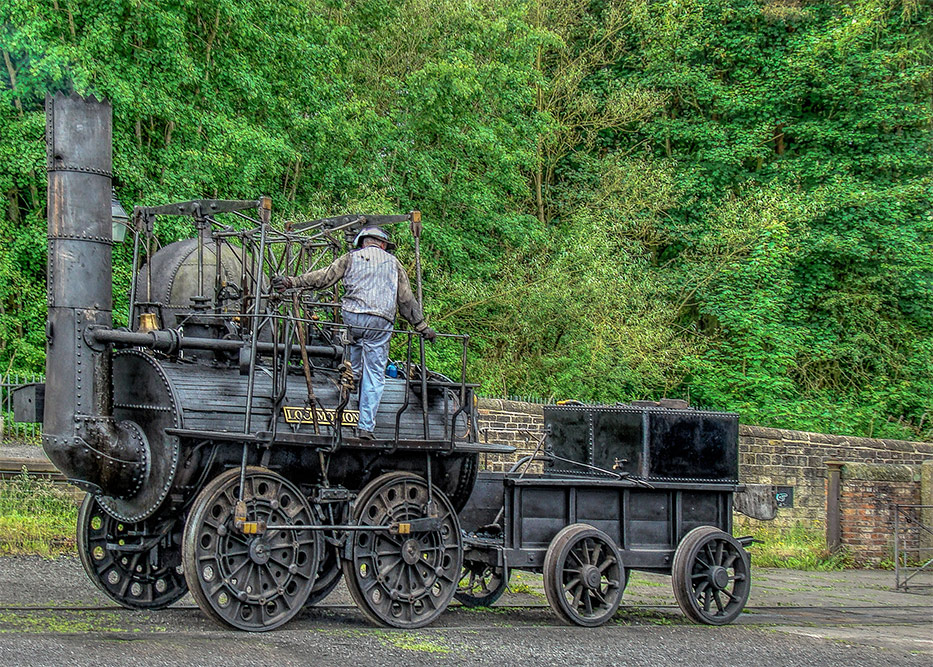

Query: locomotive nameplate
[{"left": 282, "top": 406, "right": 360, "bottom": 426}]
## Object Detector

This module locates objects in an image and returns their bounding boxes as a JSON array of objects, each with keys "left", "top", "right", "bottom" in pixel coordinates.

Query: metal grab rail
[
  {"left": 893, "top": 503, "right": 933, "bottom": 592},
  {"left": 124, "top": 198, "right": 476, "bottom": 447}
]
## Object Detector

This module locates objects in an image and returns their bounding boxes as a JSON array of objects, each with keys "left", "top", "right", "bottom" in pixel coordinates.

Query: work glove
[
  {"left": 271, "top": 275, "right": 293, "bottom": 293},
  {"left": 419, "top": 325, "right": 437, "bottom": 342}
]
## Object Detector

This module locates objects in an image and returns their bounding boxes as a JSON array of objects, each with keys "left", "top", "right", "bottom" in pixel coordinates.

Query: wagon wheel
[
  {"left": 182, "top": 467, "right": 320, "bottom": 631},
  {"left": 342, "top": 471, "right": 462, "bottom": 628},
  {"left": 77, "top": 495, "right": 187, "bottom": 609},
  {"left": 449, "top": 452, "right": 479, "bottom": 512},
  {"left": 543, "top": 524, "right": 625, "bottom": 627},
  {"left": 304, "top": 539, "right": 343, "bottom": 607},
  {"left": 455, "top": 561, "right": 508, "bottom": 607},
  {"left": 671, "top": 526, "right": 751, "bottom": 625}
]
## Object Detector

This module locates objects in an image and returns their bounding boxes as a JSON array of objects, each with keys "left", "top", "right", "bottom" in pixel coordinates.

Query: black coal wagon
[{"left": 456, "top": 401, "right": 754, "bottom": 626}]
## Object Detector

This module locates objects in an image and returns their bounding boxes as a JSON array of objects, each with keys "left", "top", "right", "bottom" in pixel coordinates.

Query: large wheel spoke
[
  {"left": 590, "top": 588, "right": 607, "bottom": 606},
  {"left": 582, "top": 589, "right": 593, "bottom": 616},
  {"left": 570, "top": 583, "right": 584, "bottom": 609},
  {"left": 597, "top": 557, "right": 616, "bottom": 573},
  {"left": 590, "top": 542, "right": 602, "bottom": 567},
  {"left": 379, "top": 556, "right": 404, "bottom": 580}
]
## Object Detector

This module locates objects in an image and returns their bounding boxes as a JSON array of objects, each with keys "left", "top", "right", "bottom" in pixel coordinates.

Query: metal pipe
[
  {"left": 244, "top": 216, "right": 269, "bottom": 434},
  {"left": 393, "top": 333, "right": 414, "bottom": 442},
  {"left": 43, "top": 93, "right": 148, "bottom": 501},
  {"left": 239, "top": 235, "right": 249, "bottom": 318},
  {"left": 419, "top": 338, "right": 429, "bottom": 438},
  {"left": 894, "top": 503, "right": 900, "bottom": 587},
  {"left": 90, "top": 327, "right": 341, "bottom": 357},
  {"left": 213, "top": 232, "right": 222, "bottom": 314},
  {"left": 826, "top": 460, "right": 843, "bottom": 552},
  {"left": 128, "top": 220, "right": 140, "bottom": 327},
  {"left": 196, "top": 217, "right": 205, "bottom": 298}
]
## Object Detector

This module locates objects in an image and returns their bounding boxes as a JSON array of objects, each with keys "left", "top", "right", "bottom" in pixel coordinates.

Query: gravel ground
[{"left": 0, "top": 556, "right": 930, "bottom": 666}]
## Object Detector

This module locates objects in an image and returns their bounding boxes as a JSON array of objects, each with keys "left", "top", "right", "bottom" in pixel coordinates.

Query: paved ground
[{"left": 0, "top": 556, "right": 929, "bottom": 666}]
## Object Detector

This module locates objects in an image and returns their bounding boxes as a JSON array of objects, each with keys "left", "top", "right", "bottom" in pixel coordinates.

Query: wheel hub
[
  {"left": 248, "top": 537, "right": 272, "bottom": 565},
  {"left": 401, "top": 538, "right": 422, "bottom": 565},
  {"left": 581, "top": 564, "right": 602, "bottom": 590},
  {"left": 709, "top": 565, "right": 729, "bottom": 590}
]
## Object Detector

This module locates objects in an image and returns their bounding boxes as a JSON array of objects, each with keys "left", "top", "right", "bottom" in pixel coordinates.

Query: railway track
[{"left": 0, "top": 456, "right": 66, "bottom": 483}]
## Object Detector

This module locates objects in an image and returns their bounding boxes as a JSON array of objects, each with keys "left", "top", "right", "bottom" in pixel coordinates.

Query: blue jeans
[{"left": 343, "top": 311, "right": 393, "bottom": 433}]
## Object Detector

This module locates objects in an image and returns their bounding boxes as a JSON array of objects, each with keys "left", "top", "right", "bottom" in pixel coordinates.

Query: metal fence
[
  {"left": 0, "top": 372, "right": 44, "bottom": 442},
  {"left": 893, "top": 503, "right": 933, "bottom": 592}
]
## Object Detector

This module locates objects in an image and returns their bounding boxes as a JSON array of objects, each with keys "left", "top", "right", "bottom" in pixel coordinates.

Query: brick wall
[
  {"left": 475, "top": 398, "right": 933, "bottom": 560},
  {"left": 838, "top": 464, "right": 921, "bottom": 564}
]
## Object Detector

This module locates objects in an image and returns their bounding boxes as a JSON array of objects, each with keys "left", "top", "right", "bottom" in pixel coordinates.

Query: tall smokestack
[{"left": 44, "top": 93, "right": 148, "bottom": 499}]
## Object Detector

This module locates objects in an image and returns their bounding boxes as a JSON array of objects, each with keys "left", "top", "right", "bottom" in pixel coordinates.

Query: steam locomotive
[
  {"left": 16, "top": 94, "right": 766, "bottom": 632},
  {"left": 30, "top": 93, "right": 511, "bottom": 630}
]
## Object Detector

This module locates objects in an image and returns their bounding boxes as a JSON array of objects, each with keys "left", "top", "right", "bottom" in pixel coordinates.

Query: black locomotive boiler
[{"left": 17, "top": 93, "right": 770, "bottom": 632}]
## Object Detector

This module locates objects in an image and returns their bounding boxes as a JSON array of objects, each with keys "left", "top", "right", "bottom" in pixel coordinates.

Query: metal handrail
[{"left": 894, "top": 503, "right": 933, "bottom": 592}]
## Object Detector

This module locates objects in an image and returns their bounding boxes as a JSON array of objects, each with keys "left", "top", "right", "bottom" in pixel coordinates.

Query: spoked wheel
[
  {"left": 304, "top": 541, "right": 343, "bottom": 607},
  {"left": 182, "top": 467, "right": 320, "bottom": 631},
  {"left": 455, "top": 561, "right": 508, "bottom": 607},
  {"left": 671, "top": 526, "right": 751, "bottom": 625},
  {"left": 77, "top": 495, "right": 187, "bottom": 609},
  {"left": 305, "top": 503, "right": 346, "bottom": 607},
  {"left": 543, "top": 524, "right": 625, "bottom": 627},
  {"left": 343, "top": 472, "right": 462, "bottom": 628}
]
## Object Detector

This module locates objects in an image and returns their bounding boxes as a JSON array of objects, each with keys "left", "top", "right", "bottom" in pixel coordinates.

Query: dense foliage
[{"left": 2, "top": 0, "right": 931, "bottom": 440}]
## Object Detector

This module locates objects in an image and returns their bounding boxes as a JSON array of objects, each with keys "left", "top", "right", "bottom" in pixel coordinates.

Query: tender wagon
[{"left": 457, "top": 402, "right": 754, "bottom": 626}]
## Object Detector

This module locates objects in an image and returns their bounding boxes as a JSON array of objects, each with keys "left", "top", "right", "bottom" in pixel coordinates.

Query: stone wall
[
  {"left": 738, "top": 426, "right": 933, "bottom": 528},
  {"left": 475, "top": 398, "right": 933, "bottom": 560},
  {"left": 476, "top": 399, "right": 545, "bottom": 472}
]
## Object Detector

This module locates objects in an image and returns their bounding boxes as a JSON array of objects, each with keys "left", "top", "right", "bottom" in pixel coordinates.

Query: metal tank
[{"left": 38, "top": 93, "right": 511, "bottom": 630}]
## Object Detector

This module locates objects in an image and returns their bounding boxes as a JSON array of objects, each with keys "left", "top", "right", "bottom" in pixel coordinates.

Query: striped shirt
[{"left": 292, "top": 246, "right": 426, "bottom": 327}]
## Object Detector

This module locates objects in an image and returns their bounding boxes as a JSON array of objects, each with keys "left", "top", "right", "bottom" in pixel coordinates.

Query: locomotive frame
[{"left": 38, "top": 93, "right": 510, "bottom": 630}]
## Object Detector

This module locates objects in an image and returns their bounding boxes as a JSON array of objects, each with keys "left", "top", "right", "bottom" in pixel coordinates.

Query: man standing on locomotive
[{"left": 272, "top": 227, "right": 437, "bottom": 440}]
